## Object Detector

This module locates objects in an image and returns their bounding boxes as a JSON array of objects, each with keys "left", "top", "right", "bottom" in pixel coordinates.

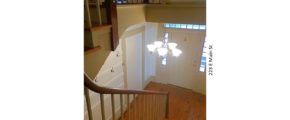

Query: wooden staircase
[
  {"left": 84, "top": 73, "right": 169, "bottom": 120},
  {"left": 84, "top": 0, "right": 169, "bottom": 120},
  {"left": 84, "top": 0, "right": 118, "bottom": 51}
]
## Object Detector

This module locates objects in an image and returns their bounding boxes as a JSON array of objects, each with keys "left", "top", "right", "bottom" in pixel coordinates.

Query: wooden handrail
[{"left": 84, "top": 73, "right": 168, "bottom": 95}]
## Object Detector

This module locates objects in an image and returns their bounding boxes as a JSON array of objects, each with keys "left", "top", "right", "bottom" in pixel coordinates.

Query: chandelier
[{"left": 146, "top": 32, "right": 182, "bottom": 65}]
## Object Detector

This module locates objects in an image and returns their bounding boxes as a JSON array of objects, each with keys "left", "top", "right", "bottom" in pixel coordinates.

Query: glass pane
[
  {"left": 200, "top": 25, "right": 206, "bottom": 30},
  {"left": 175, "top": 24, "right": 181, "bottom": 28},
  {"left": 181, "top": 24, "right": 187, "bottom": 29},
  {"left": 165, "top": 23, "right": 170, "bottom": 28},
  {"left": 169, "top": 24, "right": 175, "bottom": 28},
  {"left": 201, "top": 57, "right": 206, "bottom": 61},
  {"left": 187, "top": 24, "right": 193, "bottom": 29},
  {"left": 201, "top": 61, "right": 206, "bottom": 66},
  {"left": 200, "top": 67, "right": 205, "bottom": 72},
  {"left": 193, "top": 24, "right": 200, "bottom": 29}
]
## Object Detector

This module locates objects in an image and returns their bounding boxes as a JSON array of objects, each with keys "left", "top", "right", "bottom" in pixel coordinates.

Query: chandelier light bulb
[
  {"left": 162, "top": 58, "right": 167, "bottom": 65},
  {"left": 164, "top": 38, "right": 168, "bottom": 42},
  {"left": 168, "top": 42, "right": 177, "bottom": 50},
  {"left": 157, "top": 47, "right": 168, "bottom": 57},
  {"left": 154, "top": 41, "right": 163, "bottom": 48},
  {"left": 172, "top": 48, "right": 182, "bottom": 57},
  {"left": 165, "top": 33, "right": 168, "bottom": 38},
  {"left": 147, "top": 44, "right": 156, "bottom": 52}
]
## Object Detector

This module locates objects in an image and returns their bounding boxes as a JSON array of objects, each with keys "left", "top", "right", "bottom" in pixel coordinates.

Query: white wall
[{"left": 153, "top": 27, "right": 206, "bottom": 95}]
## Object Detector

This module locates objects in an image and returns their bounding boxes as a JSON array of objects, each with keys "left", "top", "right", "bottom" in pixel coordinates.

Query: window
[
  {"left": 164, "top": 23, "right": 206, "bottom": 30},
  {"left": 115, "top": 0, "right": 128, "bottom": 3},
  {"left": 200, "top": 40, "right": 207, "bottom": 72}
]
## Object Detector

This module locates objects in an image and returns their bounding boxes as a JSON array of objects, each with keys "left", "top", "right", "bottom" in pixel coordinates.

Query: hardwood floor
[
  {"left": 145, "top": 82, "right": 206, "bottom": 120},
  {"left": 121, "top": 82, "right": 206, "bottom": 120}
]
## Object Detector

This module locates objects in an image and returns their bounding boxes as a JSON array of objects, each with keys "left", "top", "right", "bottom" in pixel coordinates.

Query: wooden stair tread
[
  {"left": 84, "top": 24, "right": 112, "bottom": 31},
  {"left": 84, "top": 46, "right": 102, "bottom": 55},
  {"left": 88, "top": 3, "right": 106, "bottom": 8}
]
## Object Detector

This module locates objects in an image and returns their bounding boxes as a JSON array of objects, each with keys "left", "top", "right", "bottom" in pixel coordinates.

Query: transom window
[{"left": 164, "top": 23, "right": 206, "bottom": 30}]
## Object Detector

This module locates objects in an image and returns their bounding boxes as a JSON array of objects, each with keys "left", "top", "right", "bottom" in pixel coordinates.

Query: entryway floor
[{"left": 145, "top": 82, "right": 206, "bottom": 120}]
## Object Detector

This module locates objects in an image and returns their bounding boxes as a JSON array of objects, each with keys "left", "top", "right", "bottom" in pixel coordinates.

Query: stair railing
[{"left": 84, "top": 73, "right": 169, "bottom": 120}]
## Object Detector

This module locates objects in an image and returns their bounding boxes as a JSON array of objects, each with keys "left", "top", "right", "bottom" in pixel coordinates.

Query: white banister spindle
[
  {"left": 95, "top": 0, "right": 102, "bottom": 25},
  {"left": 120, "top": 94, "right": 123, "bottom": 120},
  {"left": 111, "top": 94, "right": 115, "bottom": 120},
  {"left": 100, "top": 94, "right": 106, "bottom": 120},
  {"left": 84, "top": 87, "right": 93, "bottom": 120},
  {"left": 84, "top": 0, "right": 92, "bottom": 28}
]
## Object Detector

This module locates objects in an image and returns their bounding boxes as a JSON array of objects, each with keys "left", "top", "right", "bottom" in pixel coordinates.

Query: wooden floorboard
[{"left": 121, "top": 82, "right": 206, "bottom": 120}]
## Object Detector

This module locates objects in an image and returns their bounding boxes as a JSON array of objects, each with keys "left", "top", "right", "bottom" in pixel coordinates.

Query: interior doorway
[{"left": 125, "top": 33, "right": 143, "bottom": 90}]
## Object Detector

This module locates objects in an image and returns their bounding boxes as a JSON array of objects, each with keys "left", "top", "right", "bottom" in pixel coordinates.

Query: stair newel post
[{"left": 105, "top": 0, "right": 119, "bottom": 50}]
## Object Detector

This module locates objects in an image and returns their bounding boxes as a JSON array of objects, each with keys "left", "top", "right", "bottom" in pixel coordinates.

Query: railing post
[
  {"left": 120, "top": 94, "right": 123, "bottom": 120},
  {"left": 105, "top": 0, "right": 119, "bottom": 50},
  {"left": 84, "top": 0, "right": 92, "bottom": 28},
  {"left": 95, "top": 0, "right": 103, "bottom": 25},
  {"left": 111, "top": 94, "right": 116, "bottom": 120},
  {"left": 100, "top": 94, "right": 106, "bottom": 120},
  {"left": 84, "top": 87, "right": 93, "bottom": 120}
]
